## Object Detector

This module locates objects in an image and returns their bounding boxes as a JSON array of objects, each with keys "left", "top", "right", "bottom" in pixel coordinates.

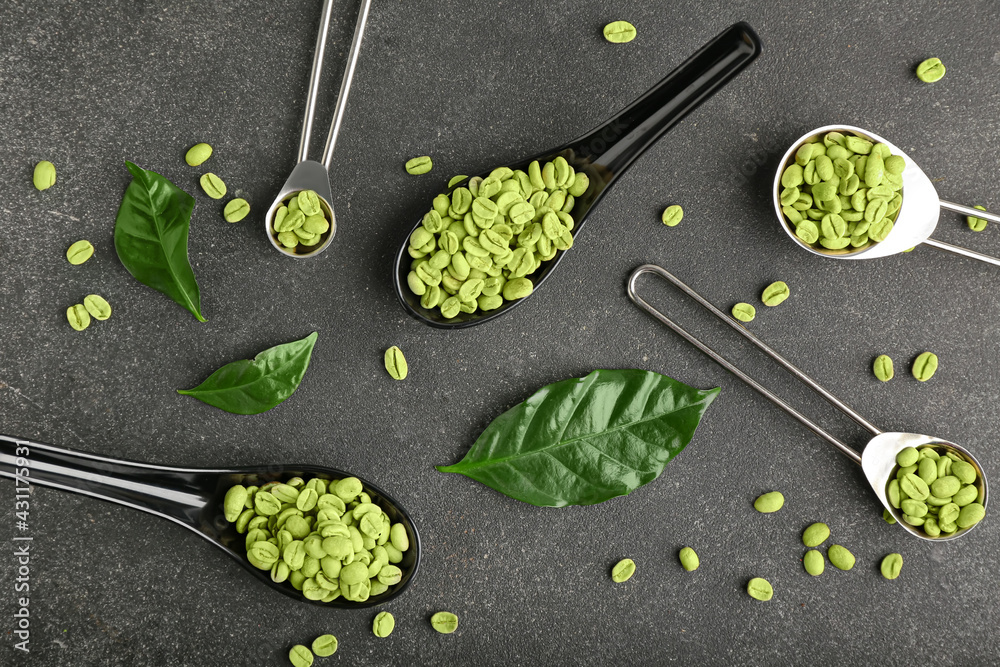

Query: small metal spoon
[
  {"left": 627, "top": 264, "right": 988, "bottom": 542},
  {"left": 774, "top": 124, "right": 1000, "bottom": 265},
  {"left": 393, "top": 22, "right": 763, "bottom": 328},
  {"left": 264, "top": 0, "right": 374, "bottom": 259},
  {"left": 0, "top": 435, "right": 420, "bottom": 606}
]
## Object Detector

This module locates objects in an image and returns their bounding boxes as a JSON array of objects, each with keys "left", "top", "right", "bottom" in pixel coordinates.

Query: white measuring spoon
[
  {"left": 774, "top": 124, "right": 1000, "bottom": 264},
  {"left": 628, "top": 264, "right": 989, "bottom": 542},
  {"left": 264, "top": 0, "right": 373, "bottom": 259}
]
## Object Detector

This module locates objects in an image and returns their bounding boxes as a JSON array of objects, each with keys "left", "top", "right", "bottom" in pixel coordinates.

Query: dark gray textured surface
[{"left": 2, "top": 0, "right": 999, "bottom": 664}]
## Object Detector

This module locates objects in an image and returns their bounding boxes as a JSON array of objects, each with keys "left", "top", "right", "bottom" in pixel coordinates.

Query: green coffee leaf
[
  {"left": 178, "top": 333, "right": 318, "bottom": 415},
  {"left": 114, "top": 161, "right": 205, "bottom": 321},
  {"left": 437, "top": 369, "right": 719, "bottom": 506}
]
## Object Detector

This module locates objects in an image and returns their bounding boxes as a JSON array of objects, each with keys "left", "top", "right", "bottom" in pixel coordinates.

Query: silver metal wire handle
[
  {"left": 297, "top": 0, "right": 374, "bottom": 169},
  {"left": 626, "top": 264, "right": 874, "bottom": 465}
]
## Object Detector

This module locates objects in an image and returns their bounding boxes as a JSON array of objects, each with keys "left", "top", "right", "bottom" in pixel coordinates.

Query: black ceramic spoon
[
  {"left": 0, "top": 435, "right": 420, "bottom": 608},
  {"left": 393, "top": 22, "right": 763, "bottom": 329}
]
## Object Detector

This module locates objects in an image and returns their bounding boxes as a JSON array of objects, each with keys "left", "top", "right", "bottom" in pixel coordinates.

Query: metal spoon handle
[
  {"left": 627, "top": 265, "right": 864, "bottom": 465},
  {"left": 322, "top": 0, "right": 374, "bottom": 169},
  {"left": 298, "top": 0, "right": 337, "bottom": 164},
  {"left": 0, "top": 434, "right": 212, "bottom": 527},
  {"left": 940, "top": 199, "right": 1000, "bottom": 225},
  {"left": 922, "top": 237, "right": 1000, "bottom": 268}
]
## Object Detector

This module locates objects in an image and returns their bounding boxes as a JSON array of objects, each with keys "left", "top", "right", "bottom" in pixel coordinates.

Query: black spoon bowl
[
  {"left": 0, "top": 435, "right": 420, "bottom": 608},
  {"left": 393, "top": 22, "right": 763, "bottom": 329}
]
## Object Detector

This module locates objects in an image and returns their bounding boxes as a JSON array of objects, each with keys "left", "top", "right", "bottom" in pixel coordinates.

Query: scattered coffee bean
[
  {"left": 916, "top": 57, "right": 946, "bottom": 83},
  {"left": 405, "top": 156, "right": 433, "bottom": 175},
  {"left": 185, "top": 142, "right": 213, "bottom": 167},
  {"left": 611, "top": 557, "right": 636, "bottom": 582},
  {"left": 200, "top": 172, "right": 227, "bottom": 199},
  {"left": 746, "top": 577, "right": 773, "bottom": 601},
  {"left": 33, "top": 160, "right": 56, "bottom": 190}
]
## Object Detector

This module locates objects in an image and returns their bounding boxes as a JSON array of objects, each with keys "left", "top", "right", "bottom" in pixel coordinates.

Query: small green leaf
[
  {"left": 437, "top": 369, "right": 719, "bottom": 507},
  {"left": 114, "top": 161, "right": 205, "bottom": 321},
  {"left": 178, "top": 333, "right": 318, "bottom": 415}
]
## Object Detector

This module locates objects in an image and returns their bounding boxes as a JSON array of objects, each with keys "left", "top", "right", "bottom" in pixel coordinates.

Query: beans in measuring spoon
[
  {"left": 887, "top": 445, "right": 986, "bottom": 537},
  {"left": 779, "top": 131, "right": 905, "bottom": 254},
  {"left": 271, "top": 189, "right": 333, "bottom": 254}
]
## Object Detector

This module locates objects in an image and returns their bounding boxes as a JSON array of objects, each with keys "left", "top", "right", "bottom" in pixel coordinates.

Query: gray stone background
[{"left": 2, "top": 0, "right": 999, "bottom": 665}]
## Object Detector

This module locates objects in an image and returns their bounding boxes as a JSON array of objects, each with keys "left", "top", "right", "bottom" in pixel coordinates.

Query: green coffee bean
[
  {"left": 224, "top": 198, "right": 250, "bottom": 222},
  {"left": 185, "top": 143, "right": 213, "bottom": 166},
  {"left": 803, "top": 549, "right": 825, "bottom": 576},
  {"left": 731, "top": 303, "right": 755, "bottom": 322},
  {"left": 882, "top": 509, "right": 897, "bottom": 525},
  {"left": 916, "top": 57, "right": 946, "bottom": 83},
  {"left": 957, "top": 503, "right": 985, "bottom": 529},
  {"left": 611, "top": 558, "right": 636, "bottom": 582},
  {"left": 661, "top": 205, "right": 683, "bottom": 227},
  {"left": 967, "top": 205, "right": 988, "bottom": 232},
  {"left": 896, "top": 447, "right": 919, "bottom": 467},
  {"left": 912, "top": 352, "right": 938, "bottom": 381},
  {"left": 66, "top": 304, "right": 91, "bottom": 331},
  {"left": 224, "top": 485, "right": 248, "bottom": 522},
  {"left": 761, "top": 281, "right": 790, "bottom": 307},
  {"left": 746, "top": 577, "right": 773, "bottom": 601},
  {"left": 66, "top": 240, "right": 95, "bottom": 265},
  {"left": 678, "top": 547, "right": 699, "bottom": 572},
  {"left": 873, "top": 355, "right": 894, "bottom": 382},
  {"left": 199, "top": 172, "right": 227, "bottom": 199},
  {"left": 33, "top": 160, "right": 56, "bottom": 190},
  {"left": 930, "top": 476, "right": 961, "bottom": 498},
  {"left": 951, "top": 460, "right": 977, "bottom": 485},
  {"left": 83, "top": 294, "right": 112, "bottom": 321},
  {"left": 311, "top": 635, "right": 338, "bottom": 657},
  {"left": 405, "top": 156, "right": 433, "bottom": 175},
  {"left": 288, "top": 645, "right": 314, "bottom": 667},
  {"left": 431, "top": 611, "right": 459, "bottom": 634},
  {"left": 827, "top": 544, "right": 855, "bottom": 571},
  {"left": 880, "top": 553, "right": 903, "bottom": 580},
  {"left": 802, "top": 522, "right": 830, "bottom": 547},
  {"left": 384, "top": 346, "right": 407, "bottom": 380},
  {"left": 753, "top": 491, "right": 784, "bottom": 513},
  {"left": 373, "top": 611, "right": 395, "bottom": 638}
]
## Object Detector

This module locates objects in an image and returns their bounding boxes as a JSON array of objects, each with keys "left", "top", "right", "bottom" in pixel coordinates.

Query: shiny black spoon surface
[
  {"left": 393, "top": 22, "right": 762, "bottom": 328},
  {"left": 0, "top": 435, "right": 420, "bottom": 608}
]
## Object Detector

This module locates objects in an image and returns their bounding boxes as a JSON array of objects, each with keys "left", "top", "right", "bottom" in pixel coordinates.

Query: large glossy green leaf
[
  {"left": 114, "top": 161, "right": 205, "bottom": 321},
  {"left": 437, "top": 369, "right": 720, "bottom": 507},
  {"left": 177, "top": 333, "right": 318, "bottom": 415}
]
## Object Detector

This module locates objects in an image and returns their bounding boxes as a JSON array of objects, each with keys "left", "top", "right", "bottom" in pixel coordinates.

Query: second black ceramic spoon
[
  {"left": 393, "top": 22, "right": 763, "bottom": 328},
  {"left": 0, "top": 435, "right": 420, "bottom": 608}
]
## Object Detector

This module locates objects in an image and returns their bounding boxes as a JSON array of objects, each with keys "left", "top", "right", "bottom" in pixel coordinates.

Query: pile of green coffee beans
[
  {"left": 779, "top": 131, "right": 905, "bottom": 253},
  {"left": 405, "top": 157, "right": 590, "bottom": 318},
  {"left": 271, "top": 190, "right": 333, "bottom": 253},
  {"left": 225, "top": 475, "right": 412, "bottom": 603},
  {"left": 887, "top": 445, "right": 986, "bottom": 537}
]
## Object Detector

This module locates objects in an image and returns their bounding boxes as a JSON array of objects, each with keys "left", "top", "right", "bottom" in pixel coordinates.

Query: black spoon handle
[
  {"left": 0, "top": 434, "right": 214, "bottom": 527},
  {"left": 569, "top": 22, "right": 762, "bottom": 181}
]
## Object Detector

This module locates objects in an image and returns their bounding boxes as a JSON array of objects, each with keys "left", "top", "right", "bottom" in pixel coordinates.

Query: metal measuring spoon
[
  {"left": 774, "top": 124, "right": 1000, "bottom": 264},
  {"left": 264, "top": 0, "right": 374, "bottom": 259},
  {"left": 393, "top": 22, "right": 763, "bottom": 328},
  {"left": 628, "top": 264, "right": 988, "bottom": 542},
  {"left": 0, "top": 435, "right": 420, "bottom": 606}
]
